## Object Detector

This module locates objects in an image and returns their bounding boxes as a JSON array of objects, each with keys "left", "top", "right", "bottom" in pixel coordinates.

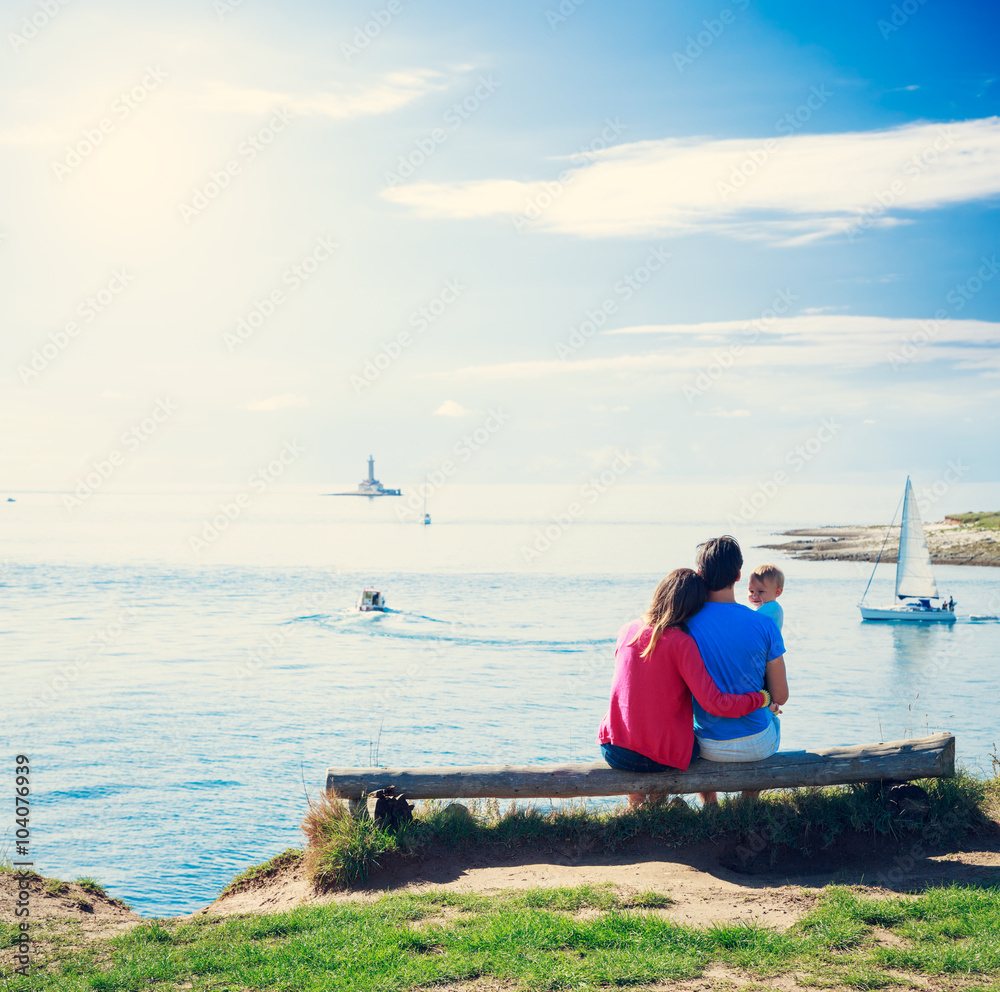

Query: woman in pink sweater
[{"left": 598, "top": 569, "right": 772, "bottom": 778}]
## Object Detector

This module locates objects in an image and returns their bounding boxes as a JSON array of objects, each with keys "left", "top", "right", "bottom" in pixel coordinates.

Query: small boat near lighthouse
[{"left": 859, "top": 477, "right": 956, "bottom": 623}]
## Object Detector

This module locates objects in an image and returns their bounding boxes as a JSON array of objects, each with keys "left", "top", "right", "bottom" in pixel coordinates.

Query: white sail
[{"left": 895, "top": 477, "right": 938, "bottom": 600}]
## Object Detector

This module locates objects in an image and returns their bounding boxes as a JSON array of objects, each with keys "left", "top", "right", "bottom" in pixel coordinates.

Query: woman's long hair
[{"left": 627, "top": 568, "right": 707, "bottom": 659}]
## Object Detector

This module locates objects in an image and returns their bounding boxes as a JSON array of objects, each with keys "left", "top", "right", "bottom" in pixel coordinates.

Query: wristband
[{"left": 759, "top": 689, "right": 771, "bottom": 708}]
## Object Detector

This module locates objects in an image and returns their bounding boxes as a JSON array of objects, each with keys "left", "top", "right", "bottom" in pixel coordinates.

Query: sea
[{"left": 4, "top": 481, "right": 1000, "bottom": 917}]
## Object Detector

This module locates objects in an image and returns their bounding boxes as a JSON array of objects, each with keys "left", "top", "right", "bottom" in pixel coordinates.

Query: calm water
[{"left": 3, "top": 484, "right": 999, "bottom": 916}]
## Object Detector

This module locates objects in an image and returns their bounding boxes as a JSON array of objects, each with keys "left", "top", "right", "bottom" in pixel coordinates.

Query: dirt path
[
  {"left": 5, "top": 839, "right": 999, "bottom": 943},
  {"left": 202, "top": 838, "right": 1000, "bottom": 928}
]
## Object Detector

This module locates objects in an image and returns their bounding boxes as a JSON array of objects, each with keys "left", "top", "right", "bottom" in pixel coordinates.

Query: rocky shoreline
[{"left": 762, "top": 520, "right": 1000, "bottom": 567}]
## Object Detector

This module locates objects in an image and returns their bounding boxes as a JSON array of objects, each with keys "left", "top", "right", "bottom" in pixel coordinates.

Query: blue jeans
[{"left": 601, "top": 740, "right": 699, "bottom": 773}]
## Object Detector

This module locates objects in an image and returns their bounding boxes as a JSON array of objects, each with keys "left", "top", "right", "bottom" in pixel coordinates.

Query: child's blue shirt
[{"left": 756, "top": 600, "right": 783, "bottom": 631}]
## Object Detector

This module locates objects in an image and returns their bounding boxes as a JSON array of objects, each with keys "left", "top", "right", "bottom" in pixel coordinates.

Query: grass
[
  {"left": 300, "top": 773, "right": 998, "bottom": 894},
  {"left": 947, "top": 511, "right": 1000, "bottom": 530},
  {"left": 73, "top": 878, "right": 107, "bottom": 898},
  {"left": 3, "top": 777, "right": 998, "bottom": 990},
  {"left": 218, "top": 848, "right": 303, "bottom": 897},
  {"left": 6, "top": 883, "right": 1000, "bottom": 991},
  {"left": 1, "top": 867, "right": 131, "bottom": 912}
]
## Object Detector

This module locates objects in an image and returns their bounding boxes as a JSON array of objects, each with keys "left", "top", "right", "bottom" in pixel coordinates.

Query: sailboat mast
[{"left": 860, "top": 489, "right": 904, "bottom": 605}]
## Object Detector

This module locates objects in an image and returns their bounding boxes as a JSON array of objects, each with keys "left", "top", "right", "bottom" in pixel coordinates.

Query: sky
[{"left": 3, "top": 0, "right": 1000, "bottom": 493}]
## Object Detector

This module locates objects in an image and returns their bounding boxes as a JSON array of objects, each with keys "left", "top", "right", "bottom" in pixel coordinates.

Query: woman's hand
[{"left": 768, "top": 701, "right": 782, "bottom": 715}]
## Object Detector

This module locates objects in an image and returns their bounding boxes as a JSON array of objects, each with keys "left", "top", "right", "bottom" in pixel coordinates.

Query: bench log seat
[{"left": 327, "top": 732, "right": 954, "bottom": 812}]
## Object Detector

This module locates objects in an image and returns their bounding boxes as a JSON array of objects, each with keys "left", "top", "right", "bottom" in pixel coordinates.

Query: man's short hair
[
  {"left": 696, "top": 535, "right": 743, "bottom": 592},
  {"left": 751, "top": 563, "right": 785, "bottom": 589}
]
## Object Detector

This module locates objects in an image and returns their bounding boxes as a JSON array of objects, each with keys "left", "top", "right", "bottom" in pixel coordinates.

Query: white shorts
[{"left": 696, "top": 713, "right": 780, "bottom": 763}]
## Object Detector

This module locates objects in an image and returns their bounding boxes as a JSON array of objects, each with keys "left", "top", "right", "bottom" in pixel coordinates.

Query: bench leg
[{"left": 345, "top": 796, "right": 370, "bottom": 820}]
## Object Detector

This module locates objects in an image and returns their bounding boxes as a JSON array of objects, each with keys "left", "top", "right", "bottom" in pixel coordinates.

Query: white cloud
[
  {"left": 0, "top": 70, "right": 448, "bottom": 148},
  {"left": 383, "top": 118, "right": 1000, "bottom": 243},
  {"left": 193, "top": 70, "right": 447, "bottom": 120},
  {"left": 433, "top": 399, "right": 471, "bottom": 417},
  {"left": 431, "top": 315, "right": 1000, "bottom": 380},
  {"left": 247, "top": 393, "right": 310, "bottom": 411}
]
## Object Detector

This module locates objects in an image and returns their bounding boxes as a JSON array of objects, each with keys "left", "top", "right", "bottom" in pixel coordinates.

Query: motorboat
[
  {"left": 859, "top": 477, "right": 956, "bottom": 623},
  {"left": 357, "top": 589, "right": 386, "bottom": 612}
]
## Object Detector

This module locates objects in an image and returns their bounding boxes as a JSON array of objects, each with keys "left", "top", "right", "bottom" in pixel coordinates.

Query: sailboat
[{"left": 859, "top": 477, "right": 956, "bottom": 623}]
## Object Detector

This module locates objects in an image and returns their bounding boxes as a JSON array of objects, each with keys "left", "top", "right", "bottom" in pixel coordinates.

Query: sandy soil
[
  {"left": 201, "top": 836, "right": 1000, "bottom": 927},
  {"left": 0, "top": 873, "right": 142, "bottom": 973},
  {"left": 0, "top": 873, "right": 138, "bottom": 925},
  {"left": 762, "top": 520, "right": 1000, "bottom": 568}
]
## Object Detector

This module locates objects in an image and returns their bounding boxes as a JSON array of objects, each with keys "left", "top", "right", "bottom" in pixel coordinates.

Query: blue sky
[{"left": 3, "top": 0, "right": 999, "bottom": 491}]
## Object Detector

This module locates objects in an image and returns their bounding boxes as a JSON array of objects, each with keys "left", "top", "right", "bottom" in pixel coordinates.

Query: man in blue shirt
[{"left": 686, "top": 536, "right": 789, "bottom": 804}]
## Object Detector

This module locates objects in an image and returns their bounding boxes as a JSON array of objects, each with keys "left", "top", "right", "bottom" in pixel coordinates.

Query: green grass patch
[
  {"left": 219, "top": 848, "right": 303, "bottom": 897},
  {"left": 10, "top": 883, "right": 1000, "bottom": 991},
  {"left": 304, "top": 773, "right": 995, "bottom": 894},
  {"left": 947, "top": 511, "right": 1000, "bottom": 530},
  {"left": 73, "top": 878, "right": 106, "bottom": 898}
]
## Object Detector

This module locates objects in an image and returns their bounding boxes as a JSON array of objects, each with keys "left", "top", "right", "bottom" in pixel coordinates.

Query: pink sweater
[{"left": 597, "top": 620, "right": 764, "bottom": 770}]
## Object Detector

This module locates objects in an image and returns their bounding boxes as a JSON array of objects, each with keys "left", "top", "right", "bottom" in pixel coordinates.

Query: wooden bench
[{"left": 327, "top": 732, "right": 954, "bottom": 814}]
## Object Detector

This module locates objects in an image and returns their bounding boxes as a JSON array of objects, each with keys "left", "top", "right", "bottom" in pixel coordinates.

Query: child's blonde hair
[{"left": 751, "top": 563, "right": 785, "bottom": 588}]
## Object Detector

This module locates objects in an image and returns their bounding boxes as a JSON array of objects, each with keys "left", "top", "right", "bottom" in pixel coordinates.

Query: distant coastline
[{"left": 762, "top": 516, "right": 1000, "bottom": 568}]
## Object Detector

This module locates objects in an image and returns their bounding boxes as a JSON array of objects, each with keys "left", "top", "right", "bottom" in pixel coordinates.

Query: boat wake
[{"left": 284, "top": 608, "right": 611, "bottom": 651}]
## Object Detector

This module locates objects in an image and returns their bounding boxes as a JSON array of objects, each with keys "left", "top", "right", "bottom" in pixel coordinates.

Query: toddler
[{"left": 748, "top": 564, "right": 784, "bottom": 631}]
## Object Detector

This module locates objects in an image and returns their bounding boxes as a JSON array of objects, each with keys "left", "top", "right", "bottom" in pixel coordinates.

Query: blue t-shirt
[
  {"left": 687, "top": 602, "right": 785, "bottom": 741},
  {"left": 756, "top": 600, "right": 784, "bottom": 631}
]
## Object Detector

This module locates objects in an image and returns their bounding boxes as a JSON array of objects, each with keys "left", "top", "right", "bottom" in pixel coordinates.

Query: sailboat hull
[{"left": 859, "top": 605, "right": 956, "bottom": 623}]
